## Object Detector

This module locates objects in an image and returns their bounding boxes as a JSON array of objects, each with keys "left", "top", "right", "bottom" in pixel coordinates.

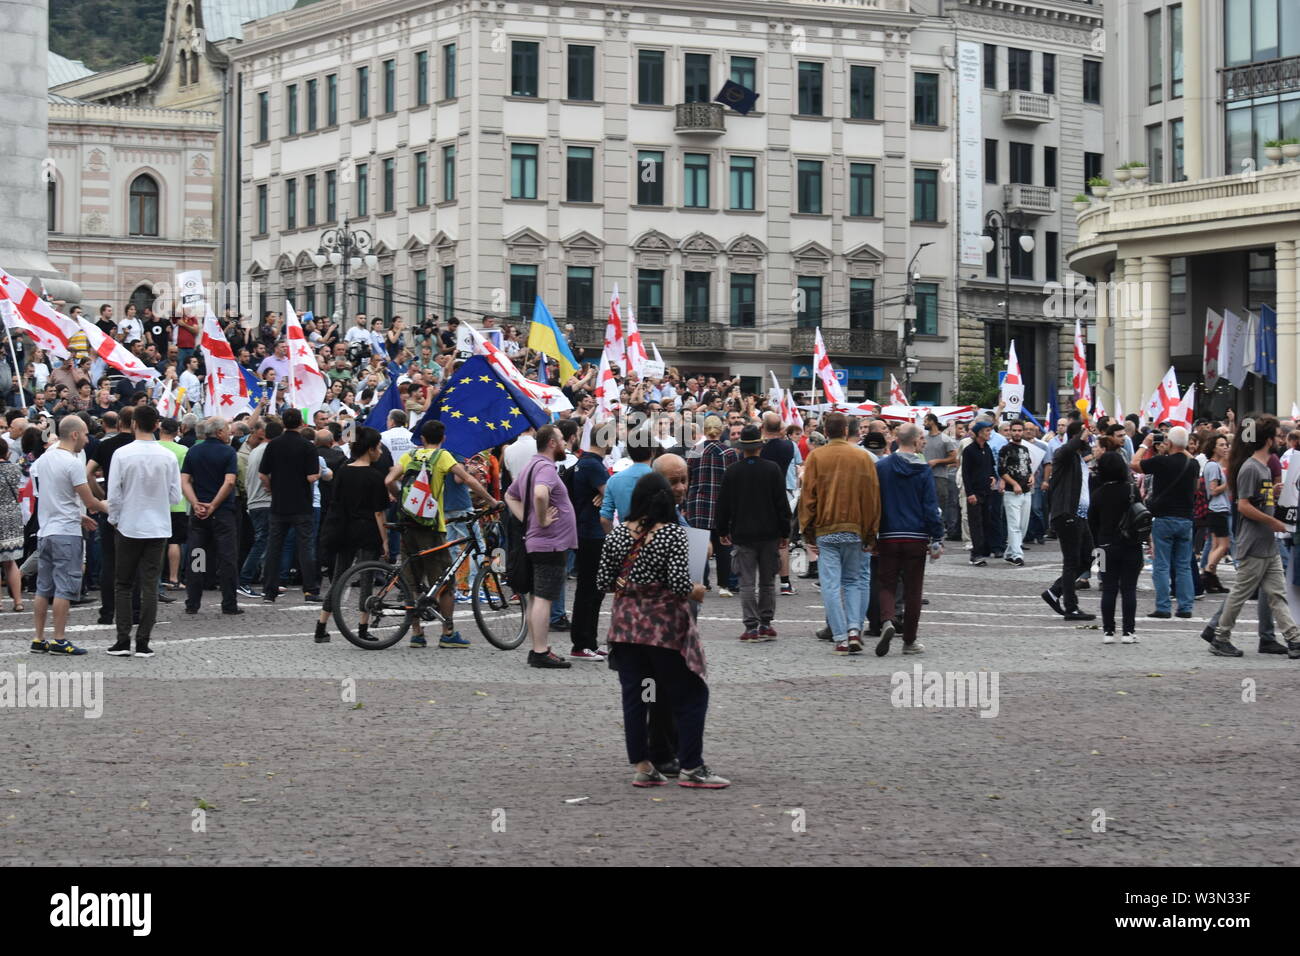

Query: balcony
[
  {"left": 1221, "top": 54, "right": 1300, "bottom": 101},
  {"left": 674, "top": 102, "right": 726, "bottom": 135},
  {"left": 790, "top": 327, "right": 902, "bottom": 361},
  {"left": 675, "top": 323, "right": 727, "bottom": 350},
  {"left": 1002, "top": 90, "right": 1055, "bottom": 124},
  {"left": 1003, "top": 183, "right": 1058, "bottom": 217}
]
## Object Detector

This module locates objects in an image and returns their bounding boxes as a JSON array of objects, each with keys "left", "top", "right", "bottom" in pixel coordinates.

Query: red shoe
[
  {"left": 739, "top": 629, "right": 758, "bottom": 642},
  {"left": 757, "top": 624, "right": 777, "bottom": 640}
]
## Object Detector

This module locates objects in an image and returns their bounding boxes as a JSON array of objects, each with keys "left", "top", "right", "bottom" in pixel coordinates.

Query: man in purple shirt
[
  {"left": 257, "top": 341, "right": 291, "bottom": 382},
  {"left": 505, "top": 424, "right": 577, "bottom": 669}
]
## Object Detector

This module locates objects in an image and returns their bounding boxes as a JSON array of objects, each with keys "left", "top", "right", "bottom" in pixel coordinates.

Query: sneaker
[
  {"left": 717, "top": 588, "right": 734, "bottom": 598},
  {"left": 1041, "top": 589, "right": 1064, "bottom": 616},
  {"left": 758, "top": 624, "right": 777, "bottom": 640},
  {"left": 633, "top": 767, "right": 669, "bottom": 788},
  {"left": 303, "top": 591, "right": 323, "bottom": 603},
  {"left": 454, "top": 590, "right": 473, "bottom": 605},
  {"left": 184, "top": 607, "right": 199, "bottom": 615},
  {"left": 875, "top": 620, "right": 895, "bottom": 657},
  {"left": 846, "top": 629, "right": 862, "bottom": 654},
  {"left": 1147, "top": 610, "right": 1172, "bottom": 619},
  {"left": 739, "top": 628, "right": 759, "bottom": 643},
  {"left": 236, "top": 585, "right": 262, "bottom": 598},
  {"left": 679, "top": 765, "right": 731, "bottom": 789},
  {"left": 439, "top": 631, "right": 471, "bottom": 649},
  {"left": 833, "top": 640, "right": 855, "bottom": 655},
  {"left": 1075, "top": 578, "right": 1091, "bottom": 590},
  {"left": 1258, "top": 639, "right": 1289, "bottom": 654},
  {"left": 222, "top": 607, "right": 245, "bottom": 616},
  {"left": 1288, "top": 639, "right": 1300, "bottom": 660},
  {"left": 106, "top": 639, "right": 133, "bottom": 657},
  {"left": 1006, "top": 556, "right": 1024, "bottom": 567},
  {"left": 1063, "top": 609, "right": 1096, "bottom": 621},
  {"left": 815, "top": 626, "right": 833, "bottom": 641},
  {"left": 569, "top": 648, "right": 605, "bottom": 661},
  {"left": 156, "top": 591, "right": 176, "bottom": 604},
  {"left": 969, "top": 558, "right": 987, "bottom": 567},
  {"left": 780, "top": 583, "right": 797, "bottom": 596},
  {"left": 314, "top": 622, "right": 330, "bottom": 644},
  {"left": 410, "top": 633, "right": 428, "bottom": 648},
  {"left": 654, "top": 759, "right": 681, "bottom": 778},
  {"left": 1209, "top": 639, "right": 1243, "bottom": 657},
  {"left": 29, "top": 639, "right": 47, "bottom": 654},
  {"left": 134, "top": 644, "right": 154, "bottom": 658},
  {"left": 1175, "top": 610, "right": 1193, "bottom": 619},
  {"left": 47, "top": 639, "right": 87, "bottom": 656},
  {"left": 1103, "top": 632, "right": 1116, "bottom": 644},
  {"left": 901, "top": 640, "right": 925, "bottom": 655},
  {"left": 549, "top": 615, "right": 571, "bottom": 632},
  {"left": 528, "top": 648, "right": 572, "bottom": 669},
  {"left": 1122, "top": 632, "right": 1138, "bottom": 644},
  {"left": 96, "top": 614, "right": 113, "bottom": 626}
]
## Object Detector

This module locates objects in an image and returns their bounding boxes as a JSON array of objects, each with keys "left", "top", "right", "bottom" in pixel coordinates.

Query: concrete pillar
[
  {"left": 1184, "top": 0, "right": 1204, "bottom": 179},
  {"left": 1095, "top": 270, "right": 1112, "bottom": 412},
  {"left": 1142, "top": 256, "right": 1171, "bottom": 400},
  {"left": 1111, "top": 261, "right": 1125, "bottom": 414},
  {"left": 1123, "top": 257, "right": 1145, "bottom": 412},
  {"left": 1277, "top": 240, "right": 1298, "bottom": 412}
]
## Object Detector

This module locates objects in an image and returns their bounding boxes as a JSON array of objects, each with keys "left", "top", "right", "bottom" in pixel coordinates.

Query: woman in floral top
[{"left": 597, "top": 472, "right": 729, "bottom": 789}]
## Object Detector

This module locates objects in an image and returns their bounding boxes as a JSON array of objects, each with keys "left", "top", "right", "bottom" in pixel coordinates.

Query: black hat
[{"left": 735, "top": 424, "right": 763, "bottom": 448}]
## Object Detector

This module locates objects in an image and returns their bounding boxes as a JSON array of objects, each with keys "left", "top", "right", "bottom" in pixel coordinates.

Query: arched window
[
  {"left": 129, "top": 174, "right": 159, "bottom": 236},
  {"left": 179, "top": 50, "right": 189, "bottom": 86},
  {"left": 190, "top": 55, "right": 200, "bottom": 85},
  {"left": 129, "top": 284, "right": 154, "bottom": 318},
  {"left": 47, "top": 180, "right": 56, "bottom": 232}
]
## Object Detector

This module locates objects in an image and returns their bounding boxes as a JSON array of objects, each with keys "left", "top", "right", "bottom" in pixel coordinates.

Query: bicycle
[{"left": 329, "top": 506, "right": 527, "bottom": 650}]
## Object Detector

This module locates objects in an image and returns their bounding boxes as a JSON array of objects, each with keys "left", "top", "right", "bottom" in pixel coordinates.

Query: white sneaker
[
  {"left": 717, "top": 588, "right": 734, "bottom": 598},
  {"left": 1121, "top": 632, "right": 1138, "bottom": 644},
  {"left": 1102, "top": 633, "right": 1116, "bottom": 644}
]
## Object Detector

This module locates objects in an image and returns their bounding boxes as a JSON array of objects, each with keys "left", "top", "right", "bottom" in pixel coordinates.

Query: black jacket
[
  {"left": 1048, "top": 437, "right": 1090, "bottom": 522},
  {"left": 715, "top": 456, "right": 791, "bottom": 546},
  {"left": 961, "top": 440, "right": 996, "bottom": 497},
  {"left": 1089, "top": 477, "right": 1142, "bottom": 549}
]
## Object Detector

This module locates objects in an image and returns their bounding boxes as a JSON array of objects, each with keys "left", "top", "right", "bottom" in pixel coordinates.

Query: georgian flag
[
  {"left": 0, "top": 267, "right": 79, "bottom": 359},
  {"left": 1000, "top": 340, "right": 1025, "bottom": 414},
  {"left": 594, "top": 346, "right": 621, "bottom": 422},
  {"left": 466, "top": 325, "right": 572, "bottom": 413},
  {"left": 1072, "top": 318, "right": 1091, "bottom": 408},
  {"left": 813, "top": 327, "right": 847, "bottom": 404},
  {"left": 200, "top": 310, "right": 253, "bottom": 415},
  {"left": 889, "top": 374, "right": 907, "bottom": 406},
  {"left": 401, "top": 463, "right": 440, "bottom": 522},
  {"left": 75, "top": 316, "right": 158, "bottom": 380},
  {"left": 604, "top": 284, "right": 627, "bottom": 372},
  {"left": 624, "top": 305, "right": 650, "bottom": 378},
  {"left": 155, "top": 379, "right": 178, "bottom": 418},
  {"left": 780, "top": 389, "right": 802, "bottom": 428},
  {"left": 285, "top": 302, "right": 327, "bottom": 411},
  {"left": 1203, "top": 308, "right": 1224, "bottom": 389}
]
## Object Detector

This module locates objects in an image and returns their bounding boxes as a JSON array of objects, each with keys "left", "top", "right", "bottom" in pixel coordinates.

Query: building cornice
[
  {"left": 951, "top": 0, "right": 1102, "bottom": 41},
  {"left": 48, "top": 102, "right": 220, "bottom": 131}
]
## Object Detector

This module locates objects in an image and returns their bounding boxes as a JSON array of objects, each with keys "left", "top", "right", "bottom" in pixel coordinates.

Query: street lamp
[
  {"left": 980, "top": 206, "right": 1034, "bottom": 367},
  {"left": 315, "top": 221, "right": 377, "bottom": 322},
  {"left": 902, "top": 242, "right": 934, "bottom": 403}
]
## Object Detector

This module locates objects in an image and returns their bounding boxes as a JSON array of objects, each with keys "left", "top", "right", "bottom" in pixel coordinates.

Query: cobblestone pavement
[{"left": 2, "top": 546, "right": 1298, "bottom": 866}]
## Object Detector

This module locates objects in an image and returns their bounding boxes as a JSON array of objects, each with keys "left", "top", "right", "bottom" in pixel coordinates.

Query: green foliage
[
  {"left": 955, "top": 350, "right": 1004, "bottom": 409},
  {"left": 50, "top": 0, "right": 168, "bottom": 73}
]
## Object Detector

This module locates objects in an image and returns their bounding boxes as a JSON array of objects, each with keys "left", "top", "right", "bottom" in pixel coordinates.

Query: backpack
[
  {"left": 1115, "top": 480, "right": 1153, "bottom": 542},
  {"left": 398, "top": 447, "right": 448, "bottom": 528},
  {"left": 558, "top": 457, "right": 578, "bottom": 498}
]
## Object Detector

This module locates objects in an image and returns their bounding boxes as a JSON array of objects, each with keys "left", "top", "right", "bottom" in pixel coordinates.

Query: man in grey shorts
[{"left": 31, "top": 416, "right": 109, "bottom": 655}]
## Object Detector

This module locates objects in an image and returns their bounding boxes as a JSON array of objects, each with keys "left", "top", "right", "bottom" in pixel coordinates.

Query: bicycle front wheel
[
  {"left": 331, "top": 560, "right": 415, "bottom": 650},
  {"left": 472, "top": 563, "right": 527, "bottom": 650}
]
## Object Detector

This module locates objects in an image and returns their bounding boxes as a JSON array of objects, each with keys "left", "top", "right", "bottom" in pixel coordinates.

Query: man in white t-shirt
[
  {"left": 503, "top": 429, "right": 538, "bottom": 483},
  {"left": 31, "top": 416, "right": 108, "bottom": 655},
  {"left": 118, "top": 304, "right": 144, "bottom": 345},
  {"left": 380, "top": 409, "right": 414, "bottom": 460}
]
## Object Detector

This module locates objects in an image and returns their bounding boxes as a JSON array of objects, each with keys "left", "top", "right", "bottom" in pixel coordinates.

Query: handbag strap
[{"left": 614, "top": 527, "right": 651, "bottom": 592}]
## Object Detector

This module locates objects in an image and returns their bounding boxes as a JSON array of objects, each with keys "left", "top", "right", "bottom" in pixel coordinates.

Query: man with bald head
[
  {"left": 568, "top": 424, "right": 610, "bottom": 661},
  {"left": 653, "top": 453, "right": 689, "bottom": 510}
]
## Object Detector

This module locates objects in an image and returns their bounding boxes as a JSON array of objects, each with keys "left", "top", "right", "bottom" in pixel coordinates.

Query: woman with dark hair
[
  {"left": 0, "top": 437, "right": 25, "bottom": 611},
  {"left": 1200, "top": 433, "right": 1232, "bottom": 593},
  {"left": 597, "top": 472, "right": 728, "bottom": 789},
  {"left": 1089, "top": 450, "right": 1143, "bottom": 643},
  {"left": 315, "top": 425, "right": 390, "bottom": 644}
]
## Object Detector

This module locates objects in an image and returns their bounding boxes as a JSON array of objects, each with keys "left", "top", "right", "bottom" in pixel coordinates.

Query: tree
[{"left": 955, "top": 350, "right": 1004, "bottom": 409}]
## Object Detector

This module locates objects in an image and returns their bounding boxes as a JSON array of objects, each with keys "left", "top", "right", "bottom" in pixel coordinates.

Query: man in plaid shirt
[{"left": 686, "top": 415, "right": 739, "bottom": 595}]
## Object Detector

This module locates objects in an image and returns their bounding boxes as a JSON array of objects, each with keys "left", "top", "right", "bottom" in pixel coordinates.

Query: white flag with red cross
[
  {"left": 1148, "top": 366, "right": 1183, "bottom": 426},
  {"left": 285, "top": 302, "right": 328, "bottom": 411},
  {"left": 401, "top": 463, "right": 440, "bottom": 522},
  {"left": 0, "top": 267, "right": 79, "bottom": 359},
  {"left": 594, "top": 346, "right": 621, "bottom": 422},
  {"left": 1072, "top": 318, "right": 1092, "bottom": 409},
  {"left": 76, "top": 316, "right": 158, "bottom": 381},
  {"left": 889, "top": 374, "right": 907, "bottom": 406},
  {"left": 200, "top": 310, "right": 253, "bottom": 416},
  {"left": 624, "top": 305, "right": 649, "bottom": 378},
  {"left": 1000, "top": 340, "right": 1025, "bottom": 415},
  {"left": 813, "top": 327, "right": 847, "bottom": 404},
  {"left": 604, "top": 285, "right": 627, "bottom": 372},
  {"left": 467, "top": 325, "right": 571, "bottom": 413},
  {"left": 780, "top": 389, "right": 802, "bottom": 428}
]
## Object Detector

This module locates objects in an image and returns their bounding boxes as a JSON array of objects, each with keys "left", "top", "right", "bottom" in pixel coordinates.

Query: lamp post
[
  {"left": 313, "top": 221, "right": 378, "bottom": 323},
  {"left": 902, "top": 241, "right": 934, "bottom": 403},
  {"left": 980, "top": 206, "right": 1034, "bottom": 364}
]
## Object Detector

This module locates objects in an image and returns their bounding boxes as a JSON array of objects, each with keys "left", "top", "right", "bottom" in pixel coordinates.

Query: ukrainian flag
[{"left": 526, "top": 297, "right": 578, "bottom": 383}]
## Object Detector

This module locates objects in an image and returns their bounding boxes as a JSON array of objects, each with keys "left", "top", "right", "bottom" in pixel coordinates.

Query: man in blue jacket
[{"left": 874, "top": 423, "right": 947, "bottom": 656}]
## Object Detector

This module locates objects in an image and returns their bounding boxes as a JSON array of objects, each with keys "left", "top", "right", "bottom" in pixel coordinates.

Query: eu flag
[
  {"left": 715, "top": 80, "right": 760, "bottom": 115},
  {"left": 1258, "top": 304, "right": 1278, "bottom": 385},
  {"left": 430, "top": 354, "right": 550, "bottom": 458},
  {"left": 239, "top": 366, "right": 270, "bottom": 407}
]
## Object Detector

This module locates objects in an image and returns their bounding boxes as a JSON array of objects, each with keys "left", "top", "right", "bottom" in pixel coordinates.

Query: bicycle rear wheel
[
  {"left": 331, "top": 560, "right": 415, "bottom": 650},
  {"left": 472, "top": 563, "right": 527, "bottom": 650}
]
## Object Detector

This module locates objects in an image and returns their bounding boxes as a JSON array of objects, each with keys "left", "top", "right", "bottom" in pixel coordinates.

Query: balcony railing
[
  {"left": 1002, "top": 90, "right": 1055, "bottom": 124},
  {"left": 675, "top": 323, "right": 727, "bottom": 350},
  {"left": 1003, "top": 183, "right": 1058, "bottom": 216},
  {"left": 790, "top": 327, "right": 901, "bottom": 359},
  {"left": 674, "top": 102, "right": 726, "bottom": 134},
  {"left": 1221, "top": 54, "right": 1300, "bottom": 101}
]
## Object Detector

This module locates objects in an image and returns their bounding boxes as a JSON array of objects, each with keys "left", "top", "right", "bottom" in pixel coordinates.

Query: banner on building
[{"left": 956, "top": 41, "right": 984, "bottom": 268}]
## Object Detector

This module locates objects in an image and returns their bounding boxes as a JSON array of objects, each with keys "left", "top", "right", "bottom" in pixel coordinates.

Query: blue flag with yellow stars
[{"left": 432, "top": 354, "right": 551, "bottom": 458}]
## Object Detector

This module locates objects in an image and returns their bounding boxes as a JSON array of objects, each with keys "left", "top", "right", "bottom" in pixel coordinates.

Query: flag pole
[{"left": 3, "top": 320, "right": 28, "bottom": 413}]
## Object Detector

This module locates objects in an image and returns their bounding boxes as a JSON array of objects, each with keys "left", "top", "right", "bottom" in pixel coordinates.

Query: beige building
[{"left": 1069, "top": 0, "right": 1300, "bottom": 419}]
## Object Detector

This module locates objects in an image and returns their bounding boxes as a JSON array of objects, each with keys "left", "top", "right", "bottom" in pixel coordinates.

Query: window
[
  {"left": 306, "top": 79, "right": 318, "bottom": 131},
  {"left": 568, "top": 45, "right": 595, "bottom": 101},
  {"left": 442, "top": 265, "right": 455, "bottom": 318},
  {"left": 1042, "top": 52, "right": 1055, "bottom": 95},
  {"left": 730, "top": 56, "right": 756, "bottom": 90},
  {"left": 983, "top": 44, "right": 997, "bottom": 89},
  {"left": 382, "top": 158, "right": 395, "bottom": 212},
  {"left": 1147, "top": 11, "right": 1162, "bottom": 103},
  {"left": 511, "top": 41, "right": 539, "bottom": 97},
  {"left": 1044, "top": 146, "right": 1057, "bottom": 188},
  {"left": 285, "top": 177, "right": 297, "bottom": 230},
  {"left": 637, "top": 150, "right": 664, "bottom": 205},
  {"left": 355, "top": 163, "right": 368, "bottom": 216},
  {"left": 984, "top": 138, "right": 998, "bottom": 183},
  {"left": 1166, "top": 6, "right": 1183, "bottom": 99},
  {"left": 637, "top": 270, "right": 664, "bottom": 324},
  {"left": 1009, "top": 141, "right": 1033, "bottom": 184},
  {"left": 684, "top": 153, "right": 710, "bottom": 208},
  {"left": 684, "top": 53, "right": 711, "bottom": 104},
  {"left": 509, "top": 265, "right": 537, "bottom": 322},
  {"left": 567, "top": 267, "right": 594, "bottom": 321},
  {"left": 383, "top": 59, "right": 396, "bottom": 113},
  {"left": 325, "top": 170, "right": 337, "bottom": 221},
  {"left": 729, "top": 274, "right": 756, "bottom": 327},
  {"left": 443, "top": 43, "right": 457, "bottom": 98},
  {"left": 326, "top": 74, "right": 338, "bottom": 125},
  {"left": 305, "top": 173, "right": 317, "bottom": 226},
  {"left": 415, "top": 270, "right": 427, "bottom": 322},
  {"left": 302, "top": 286, "right": 315, "bottom": 317},
  {"left": 913, "top": 168, "right": 938, "bottom": 221},
  {"left": 356, "top": 66, "right": 370, "bottom": 118},
  {"left": 286, "top": 84, "right": 298, "bottom": 135},
  {"left": 257, "top": 91, "right": 269, "bottom": 141},
  {"left": 1010, "top": 228, "right": 1033, "bottom": 280},
  {"left": 849, "top": 162, "right": 875, "bottom": 217},
  {"left": 729, "top": 155, "right": 755, "bottom": 210},
  {"left": 1146, "top": 123, "right": 1164, "bottom": 183},
  {"left": 285, "top": 288, "right": 295, "bottom": 311},
  {"left": 1225, "top": 0, "right": 1297, "bottom": 66},
  {"left": 325, "top": 284, "right": 337, "bottom": 321},
  {"left": 914, "top": 282, "right": 938, "bottom": 335},
  {"left": 684, "top": 271, "right": 710, "bottom": 324},
  {"left": 850, "top": 65, "right": 875, "bottom": 119},
  {"left": 416, "top": 51, "right": 429, "bottom": 106},
  {"left": 256, "top": 183, "right": 267, "bottom": 234},
  {"left": 414, "top": 152, "right": 428, "bottom": 206},
  {"left": 355, "top": 280, "right": 366, "bottom": 316},
  {"left": 1007, "top": 48, "right": 1031, "bottom": 91},
  {"left": 1171, "top": 118, "right": 1185, "bottom": 181},
  {"left": 797, "top": 159, "right": 823, "bottom": 214},
  {"left": 638, "top": 50, "right": 665, "bottom": 105},
  {"left": 442, "top": 145, "right": 456, "bottom": 201},
  {"left": 511, "top": 143, "right": 538, "bottom": 199},
  {"left": 850, "top": 278, "right": 874, "bottom": 331},
  {"left": 47, "top": 180, "right": 56, "bottom": 232},
  {"left": 1045, "top": 231, "right": 1059, "bottom": 283},
  {"left": 797, "top": 62, "right": 824, "bottom": 116},
  {"left": 1084, "top": 152, "right": 1103, "bottom": 191},
  {"left": 913, "top": 72, "right": 939, "bottom": 125},
  {"left": 796, "top": 276, "right": 822, "bottom": 329},
  {"left": 1083, "top": 60, "right": 1101, "bottom": 104},
  {"left": 984, "top": 227, "right": 998, "bottom": 278},
  {"left": 382, "top": 274, "right": 394, "bottom": 323},
  {"left": 567, "top": 145, "right": 594, "bottom": 202}
]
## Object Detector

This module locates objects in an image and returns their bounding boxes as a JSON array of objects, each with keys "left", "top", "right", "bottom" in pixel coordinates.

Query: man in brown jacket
[{"left": 799, "top": 412, "right": 881, "bottom": 654}]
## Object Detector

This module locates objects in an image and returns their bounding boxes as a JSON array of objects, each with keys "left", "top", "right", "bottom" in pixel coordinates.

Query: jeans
[
  {"left": 264, "top": 512, "right": 319, "bottom": 596},
  {"left": 550, "top": 550, "right": 571, "bottom": 623},
  {"left": 185, "top": 509, "right": 239, "bottom": 613},
  {"left": 1151, "top": 516, "right": 1194, "bottom": 614},
  {"left": 987, "top": 492, "right": 1007, "bottom": 555},
  {"left": 570, "top": 537, "right": 605, "bottom": 653},
  {"left": 1215, "top": 552, "right": 1299, "bottom": 644},
  {"left": 732, "top": 539, "right": 779, "bottom": 630},
  {"left": 612, "top": 643, "right": 709, "bottom": 770},
  {"left": 1099, "top": 542, "right": 1143, "bottom": 634},
  {"left": 1050, "top": 515, "right": 1094, "bottom": 613},
  {"left": 876, "top": 539, "right": 929, "bottom": 643},
  {"left": 934, "top": 476, "right": 958, "bottom": 538},
  {"left": 817, "top": 535, "right": 865, "bottom": 640},
  {"left": 240, "top": 507, "right": 270, "bottom": 586},
  {"left": 1003, "top": 492, "right": 1031, "bottom": 560},
  {"left": 1027, "top": 486, "right": 1047, "bottom": 543},
  {"left": 114, "top": 535, "right": 166, "bottom": 644}
]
